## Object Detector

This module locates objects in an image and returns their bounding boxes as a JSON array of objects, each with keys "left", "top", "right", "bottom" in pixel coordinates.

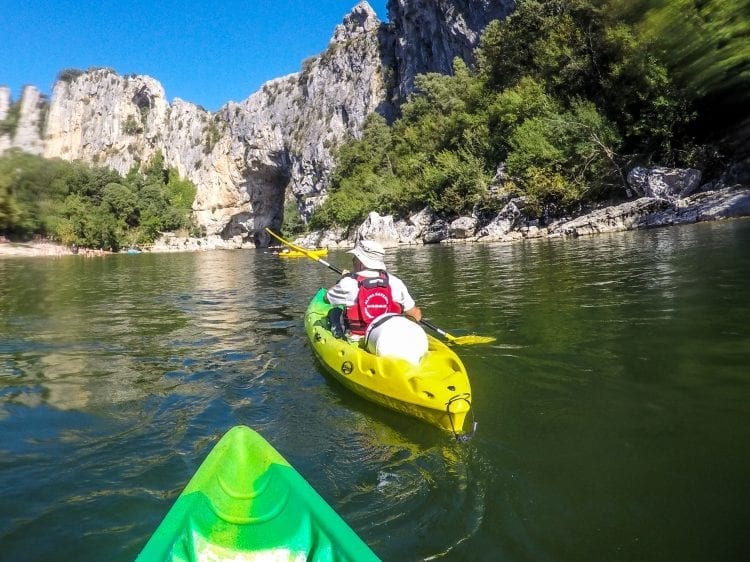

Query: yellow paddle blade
[
  {"left": 449, "top": 334, "right": 497, "bottom": 345},
  {"left": 420, "top": 319, "right": 494, "bottom": 346}
]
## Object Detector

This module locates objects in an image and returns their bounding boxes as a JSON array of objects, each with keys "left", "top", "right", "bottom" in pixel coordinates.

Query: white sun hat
[{"left": 348, "top": 239, "right": 386, "bottom": 270}]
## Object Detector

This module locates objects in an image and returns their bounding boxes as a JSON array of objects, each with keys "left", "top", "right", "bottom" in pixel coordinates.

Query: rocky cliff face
[
  {"left": 0, "top": 87, "right": 9, "bottom": 154},
  {"left": 386, "top": 0, "right": 515, "bottom": 99},
  {"left": 44, "top": 72, "right": 171, "bottom": 174},
  {"left": 0, "top": 0, "right": 513, "bottom": 243},
  {"left": 1, "top": 85, "right": 48, "bottom": 155},
  {"left": 213, "top": 1, "right": 393, "bottom": 239}
]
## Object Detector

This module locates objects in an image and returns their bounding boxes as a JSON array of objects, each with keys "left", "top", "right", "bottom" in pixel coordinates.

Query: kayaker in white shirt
[{"left": 325, "top": 240, "right": 428, "bottom": 364}]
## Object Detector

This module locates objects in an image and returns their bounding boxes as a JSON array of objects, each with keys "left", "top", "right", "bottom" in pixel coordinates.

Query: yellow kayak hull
[
  {"left": 305, "top": 288, "right": 473, "bottom": 437},
  {"left": 279, "top": 248, "right": 328, "bottom": 258}
]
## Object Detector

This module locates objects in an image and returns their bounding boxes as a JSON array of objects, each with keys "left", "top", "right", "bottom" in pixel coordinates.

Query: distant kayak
[
  {"left": 137, "top": 425, "right": 379, "bottom": 561},
  {"left": 278, "top": 248, "right": 328, "bottom": 258},
  {"left": 305, "top": 288, "right": 474, "bottom": 437}
]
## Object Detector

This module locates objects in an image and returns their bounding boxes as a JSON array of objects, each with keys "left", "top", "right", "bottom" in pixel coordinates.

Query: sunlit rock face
[
  {"left": 12, "top": 86, "right": 47, "bottom": 155},
  {"left": 44, "top": 71, "right": 171, "bottom": 174},
  {"left": 1, "top": 1, "right": 515, "bottom": 241},
  {"left": 214, "top": 0, "right": 391, "bottom": 239},
  {"left": 1, "top": 85, "right": 47, "bottom": 155}
]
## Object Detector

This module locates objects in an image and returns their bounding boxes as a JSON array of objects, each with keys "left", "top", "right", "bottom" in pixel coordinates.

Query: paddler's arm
[
  {"left": 391, "top": 276, "right": 421, "bottom": 322},
  {"left": 325, "top": 274, "right": 357, "bottom": 306}
]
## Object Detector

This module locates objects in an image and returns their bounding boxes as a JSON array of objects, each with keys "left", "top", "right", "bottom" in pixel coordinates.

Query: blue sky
[{"left": 1, "top": 0, "right": 388, "bottom": 112}]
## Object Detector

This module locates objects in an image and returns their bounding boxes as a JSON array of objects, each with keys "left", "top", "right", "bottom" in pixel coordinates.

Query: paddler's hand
[
  {"left": 404, "top": 306, "right": 422, "bottom": 322},
  {"left": 340, "top": 269, "right": 350, "bottom": 278}
]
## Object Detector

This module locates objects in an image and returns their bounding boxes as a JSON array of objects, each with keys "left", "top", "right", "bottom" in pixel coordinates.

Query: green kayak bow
[{"left": 137, "top": 425, "right": 379, "bottom": 561}]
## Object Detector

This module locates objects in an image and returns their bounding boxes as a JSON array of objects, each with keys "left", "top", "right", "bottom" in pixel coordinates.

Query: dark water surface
[{"left": 1, "top": 220, "right": 749, "bottom": 561}]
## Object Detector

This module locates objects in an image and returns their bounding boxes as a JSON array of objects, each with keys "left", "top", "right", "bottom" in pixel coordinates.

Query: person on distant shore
[{"left": 326, "top": 240, "right": 428, "bottom": 365}]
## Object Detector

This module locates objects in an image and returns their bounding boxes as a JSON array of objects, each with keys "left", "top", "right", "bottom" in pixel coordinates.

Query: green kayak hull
[{"left": 137, "top": 425, "right": 379, "bottom": 561}]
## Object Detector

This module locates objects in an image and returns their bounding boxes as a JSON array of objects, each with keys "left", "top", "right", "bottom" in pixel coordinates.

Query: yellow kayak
[
  {"left": 305, "top": 288, "right": 474, "bottom": 438},
  {"left": 278, "top": 248, "right": 328, "bottom": 258}
]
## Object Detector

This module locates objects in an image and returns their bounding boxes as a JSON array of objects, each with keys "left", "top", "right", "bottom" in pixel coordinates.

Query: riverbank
[
  {"left": 0, "top": 234, "right": 252, "bottom": 258},
  {"left": 294, "top": 184, "right": 750, "bottom": 249},
  {"left": 0, "top": 239, "right": 76, "bottom": 258},
  {"left": 4, "top": 185, "right": 749, "bottom": 258}
]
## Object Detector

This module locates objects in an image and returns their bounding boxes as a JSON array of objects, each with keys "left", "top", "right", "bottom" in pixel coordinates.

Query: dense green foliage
[
  {"left": 281, "top": 198, "right": 306, "bottom": 237},
  {"left": 611, "top": 0, "right": 750, "bottom": 148},
  {"left": 0, "top": 150, "right": 197, "bottom": 250},
  {"left": 310, "top": 0, "right": 749, "bottom": 228}
]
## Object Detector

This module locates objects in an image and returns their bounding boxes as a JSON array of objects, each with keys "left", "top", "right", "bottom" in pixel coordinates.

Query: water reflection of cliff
[
  {"left": 0, "top": 255, "right": 213, "bottom": 415},
  {"left": 188, "top": 251, "right": 248, "bottom": 345}
]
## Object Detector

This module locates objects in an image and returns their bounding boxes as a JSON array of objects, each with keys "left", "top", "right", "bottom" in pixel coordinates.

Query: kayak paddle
[{"left": 264, "top": 228, "right": 496, "bottom": 346}]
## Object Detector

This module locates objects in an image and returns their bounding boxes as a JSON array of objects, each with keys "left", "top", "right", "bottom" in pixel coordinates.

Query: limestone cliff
[
  {"left": 0, "top": 87, "right": 9, "bottom": 154},
  {"left": 0, "top": 85, "right": 47, "bottom": 155},
  {"left": 386, "top": 0, "right": 516, "bottom": 100},
  {"left": 214, "top": 1, "right": 392, "bottom": 239},
  {"left": 0, "top": 0, "right": 513, "bottom": 243}
]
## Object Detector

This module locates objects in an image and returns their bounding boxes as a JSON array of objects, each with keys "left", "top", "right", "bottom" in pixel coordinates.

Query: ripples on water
[
  {"left": 1, "top": 220, "right": 750, "bottom": 561},
  {"left": 0, "top": 249, "right": 485, "bottom": 561}
]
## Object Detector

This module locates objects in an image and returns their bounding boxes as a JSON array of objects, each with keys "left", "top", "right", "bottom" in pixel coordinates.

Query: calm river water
[{"left": 1, "top": 219, "right": 749, "bottom": 561}]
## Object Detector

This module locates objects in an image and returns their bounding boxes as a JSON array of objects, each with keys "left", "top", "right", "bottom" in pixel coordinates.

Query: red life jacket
[{"left": 346, "top": 272, "right": 403, "bottom": 335}]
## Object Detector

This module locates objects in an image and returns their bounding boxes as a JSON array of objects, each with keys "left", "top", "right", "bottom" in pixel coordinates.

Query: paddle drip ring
[{"left": 446, "top": 394, "right": 476, "bottom": 442}]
